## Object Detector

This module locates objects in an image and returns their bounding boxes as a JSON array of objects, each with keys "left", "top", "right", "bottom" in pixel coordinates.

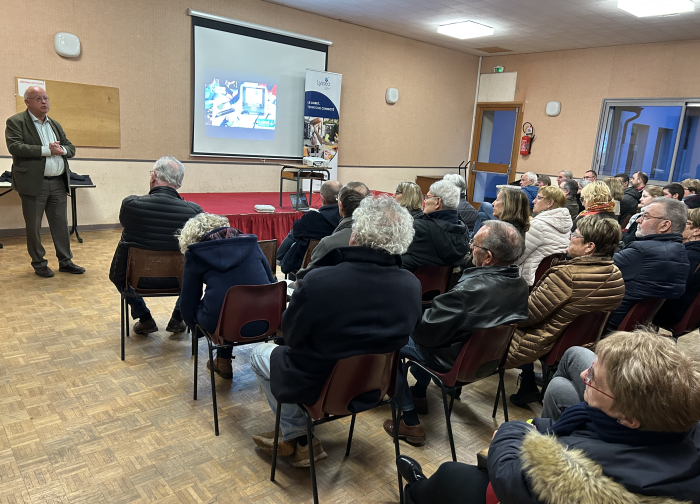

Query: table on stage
[
  {"left": 279, "top": 164, "right": 330, "bottom": 210},
  {"left": 0, "top": 180, "right": 96, "bottom": 248}
]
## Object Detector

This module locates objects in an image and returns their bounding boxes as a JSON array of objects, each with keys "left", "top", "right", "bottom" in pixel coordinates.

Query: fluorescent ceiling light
[
  {"left": 617, "top": 0, "right": 695, "bottom": 17},
  {"left": 437, "top": 21, "right": 494, "bottom": 39}
]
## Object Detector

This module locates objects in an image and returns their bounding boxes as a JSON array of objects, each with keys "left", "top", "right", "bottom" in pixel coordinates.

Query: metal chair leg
[
  {"left": 271, "top": 401, "right": 282, "bottom": 481},
  {"left": 193, "top": 329, "right": 198, "bottom": 400},
  {"left": 492, "top": 369, "right": 503, "bottom": 419},
  {"left": 192, "top": 325, "right": 196, "bottom": 356},
  {"left": 500, "top": 369, "right": 509, "bottom": 423},
  {"left": 120, "top": 295, "right": 125, "bottom": 361},
  {"left": 391, "top": 400, "right": 404, "bottom": 504},
  {"left": 207, "top": 338, "right": 219, "bottom": 435},
  {"left": 125, "top": 301, "right": 130, "bottom": 338},
  {"left": 394, "top": 360, "right": 409, "bottom": 504},
  {"left": 440, "top": 382, "right": 457, "bottom": 462},
  {"left": 448, "top": 388, "right": 456, "bottom": 417},
  {"left": 302, "top": 409, "right": 319, "bottom": 504},
  {"left": 345, "top": 414, "right": 356, "bottom": 457}
]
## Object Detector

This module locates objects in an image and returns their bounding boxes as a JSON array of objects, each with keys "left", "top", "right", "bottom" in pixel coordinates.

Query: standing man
[{"left": 5, "top": 86, "right": 84, "bottom": 278}]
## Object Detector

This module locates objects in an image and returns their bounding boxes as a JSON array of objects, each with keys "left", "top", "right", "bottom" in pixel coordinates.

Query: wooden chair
[
  {"left": 401, "top": 324, "right": 518, "bottom": 462},
  {"left": 258, "top": 239, "right": 278, "bottom": 272},
  {"left": 270, "top": 351, "right": 402, "bottom": 504},
  {"left": 120, "top": 248, "right": 185, "bottom": 361},
  {"left": 532, "top": 253, "right": 567, "bottom": 288},
  {"left": 193, "top": 282, "right": 286, "bottom": 435},
  {"left": 670, "top": 292, "right": 700, "bottom": 337},
  {"left": 539, "top": 311, "right": 611, "bottom": 394},
  {"left": 413, "top": 266, "right": 452, "bottom": 305},
  {"left": 616, "top": 298, "right": 666, "bottom": 332},
  {"left": 300, "top": 239, "right": 321, "bottom": 269}
]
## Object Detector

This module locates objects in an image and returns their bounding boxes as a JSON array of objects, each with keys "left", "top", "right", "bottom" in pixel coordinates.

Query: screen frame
[{"left": 190, "top": 15, "right": 329, "bottom": 160}]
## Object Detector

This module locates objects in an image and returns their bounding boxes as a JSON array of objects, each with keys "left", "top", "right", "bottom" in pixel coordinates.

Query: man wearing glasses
[
  {"left": 5, "top": 86, "right": 84, "bottom": 278},
  {"left": 607, "top": 197, "right": 689, "bottom": 330}
]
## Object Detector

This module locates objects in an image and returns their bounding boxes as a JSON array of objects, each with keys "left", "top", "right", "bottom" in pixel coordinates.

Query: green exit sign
[{"left": 494, "top": 66, "right": 504, "bottom": 73}]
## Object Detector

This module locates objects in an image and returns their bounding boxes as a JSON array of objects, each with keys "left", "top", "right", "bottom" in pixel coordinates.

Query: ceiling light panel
[
  {"left": 617, "top": 0, "right": 695, "bottom": 17},
  {"left": 437, "top": 20, "right": 495, "bottom": 39}
]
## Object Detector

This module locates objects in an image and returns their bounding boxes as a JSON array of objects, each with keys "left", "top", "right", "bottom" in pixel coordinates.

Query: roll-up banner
[{"left": 303, "top": 69, "right": 342, "bottom": 191}]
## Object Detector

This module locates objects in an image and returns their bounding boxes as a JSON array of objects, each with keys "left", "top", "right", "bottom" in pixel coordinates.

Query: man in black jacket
[
  {"left": 250, "top": 196, "right": 422, "bottom": 467},
  {"left": 384, "top": 220, "right": 529, "bottom": 445},
  {"left": 108, "top": 156, "right": 202, "bottom": 334},
  {"left": 616, "top": 173, "right": 641, "bottom": 220},
  {"left": 276, "top": 180, "right": 342, "bottom": 274},
  {"left": 401, "top": 179, "right": 469, "bottom": 272}
]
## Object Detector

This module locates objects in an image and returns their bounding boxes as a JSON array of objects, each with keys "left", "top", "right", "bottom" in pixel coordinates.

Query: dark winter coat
[
  {"left": 608, "top": 233, "right": 689, "bottom": 330},
  {"left": 109, "top": 186, "right": 203, "bottom": 289},
  {"left": 179, "top": 231, "right": 276, "bottom": 334},
  {"left": 270, "top": 246, "right": 422, "bottom": 405},
  {"left": 685, "top": 194, "right": 700, "bottom": 209},
  {"left": 410, "top": 265, "right": 529, "bottom": 372},
  {"left": 401, "top": 210, "right": 469, "bottom": 272},
  {"left": 653, "top": 240, "right": 700, "bottom": 330},
  {"left": 522, "top": 185, "right": 539, "bottom": 209},
  {"left": 457, "top": 195, "right": 479, "bottom": 233},
  {"left": 277, "top": 204, "right": 342, "bottom": 273},
  {"left": 620, "top": 186, "right": 642, "bottom": 219}
]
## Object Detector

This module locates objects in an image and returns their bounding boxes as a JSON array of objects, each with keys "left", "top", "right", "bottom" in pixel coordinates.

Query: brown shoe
[
  {"left": 252, "top": 429, "right": 296, "bottom": 457},
  {"left": 383, "top": 418, "right": 426, "bottom": 445},
  {"left": 207, "top": 357, "right": 233, "bottom": 379},
  {"left": 290, "top": 438, "right": 327, "bottom": 468}
]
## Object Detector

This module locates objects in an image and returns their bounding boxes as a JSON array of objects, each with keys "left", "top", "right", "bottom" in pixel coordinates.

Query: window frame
[{"left": 591, "top": 98, "right": 700, "bottom": 185}]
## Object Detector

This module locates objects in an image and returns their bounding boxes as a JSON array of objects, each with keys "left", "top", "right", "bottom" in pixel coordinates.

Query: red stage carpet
[{"left": 179, "top": 192, "right": 322, "bottom": 245}]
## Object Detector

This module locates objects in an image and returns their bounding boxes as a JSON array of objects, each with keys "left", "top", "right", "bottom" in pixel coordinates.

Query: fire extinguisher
[{"left": 520, "top": 122, "right": 535, "bottom": 155}]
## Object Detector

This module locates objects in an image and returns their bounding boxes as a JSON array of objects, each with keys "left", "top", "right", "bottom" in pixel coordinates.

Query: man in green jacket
[{"left": 5, "top": 86, "right": 84, "bottom": 277}]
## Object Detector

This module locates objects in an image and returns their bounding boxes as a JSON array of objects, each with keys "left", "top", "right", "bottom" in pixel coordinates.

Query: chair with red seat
[
  {"left": 400, "top": 324, "right": 518, "bottom": 462},
  {"left": 270, "top": 351, "right": 403, "bottom": 504},
  {"left": 531, "top": 253, "right": 567, "bottom": 288},
  {"left": 539, "top": 311, "right": 611, "bottom": 395},
  {"left": 193, "top": 282, "right": 286, "bottom": 435},
  {"left": 669, "top": 291, "right": 700, "bottom": 337},
  {"left": 413, "top": 265, "right": 452, "bottom": 305},
  {"left": 616, "top": 298, "right": 666, "bottom": 332}
]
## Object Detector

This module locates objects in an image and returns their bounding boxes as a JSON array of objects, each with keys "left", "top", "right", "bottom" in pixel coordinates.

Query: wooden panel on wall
[{"left": 15, "top": 77, "right": 120, "bottom": 148}]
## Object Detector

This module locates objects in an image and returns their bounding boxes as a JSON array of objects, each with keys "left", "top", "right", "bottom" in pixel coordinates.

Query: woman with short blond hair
[{"left": 393, "top": 181, "right": 423, "bottom": 218}]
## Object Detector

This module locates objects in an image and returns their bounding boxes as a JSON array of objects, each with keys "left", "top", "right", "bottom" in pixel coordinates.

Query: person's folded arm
[{"left": 523, "top": 268, "right": 573, "bottom": 326}]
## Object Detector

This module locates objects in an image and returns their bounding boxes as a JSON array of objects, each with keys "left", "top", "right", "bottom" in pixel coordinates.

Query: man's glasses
[
  {"left": 423, "top": 194, "right": 439, "bottom": 202},
  {"left": 469, "top": 239, "right": 489, "bottom": 253},
  {"left": 638, "top": 212, "right": 667, "bottom": 223},
  {"left": 570, "top": 231, "right": 583, "bottom": 240},
  {"left": 27, "top": 96, "right": 50, "bottom": 103},
  {"left": 582, "top": 363, "right": 614, "bottom": 399}
]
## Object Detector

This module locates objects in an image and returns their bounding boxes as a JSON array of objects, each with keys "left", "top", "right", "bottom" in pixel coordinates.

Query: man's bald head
[
  {"left": 24, "top": 86, "right": 50, "bottom": 119},
  {"left": 320, "top": 180, "right": 342, "bottom": 205}
]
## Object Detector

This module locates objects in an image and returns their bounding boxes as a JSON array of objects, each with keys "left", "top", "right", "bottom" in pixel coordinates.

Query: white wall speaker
[
  {"left": 386, "top": 88, "right": 399, "bottom": 104},
  {"left": 54, "top": 33, "right": 81, "bottom": 58},
  {"left": 546, "top": 101, "right": 561, "bottom": 117}
]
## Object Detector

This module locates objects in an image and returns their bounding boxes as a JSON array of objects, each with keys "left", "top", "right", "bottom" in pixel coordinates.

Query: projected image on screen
[{"left": 204, "top": 79, "right": 277, "bottom": 140}]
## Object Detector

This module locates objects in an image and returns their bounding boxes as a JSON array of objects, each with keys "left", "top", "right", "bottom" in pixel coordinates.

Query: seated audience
[
  {"left": 654, "top": 207, "right": 700, "bottom": 330},
  {"left": 383, "top": 221, "right": 529, "bottom": 445},
  {"left": 559, "top": 178, "right": 580, "bottom": 220},
  {"left": 443, "top": 173, "right": 478, "bottom": 233},
  {"left": 536, "top": 174, "right": 551, "bottom": 187},
  {"left": 394, "top": 181, "right": 423, "bottom": 218},
  {"left": 108, "top": 156, "right": 202, "bottom": 334},
  {"left": 663, "top": 182, "right": 685, "bottom": 201},
  {"left": 556, "top": 170, "right": 573, "bottom": 184},
  {"left": 178, "top": 213, "right": 275, "bottom": 379},
  {"left": 630, "top": 170, "right": 647, "bottom": 197},
  {"left": 276, "top": 180, "right": 342, "bottom": 274},
  {"left": 401, "top": 180, "right": 469, "bottom": 272},
  {"left": 572, "top": 181, "right": 615, "bottom": 231},
  {"left": 603, "top": 176, "right": 624, "bottom": 217},
  {"left": 471, "top": 186, "right": 531, "bottom": 239},
  {"left": 583, "top": 169, "right": 597, "bottom": 182},
  {"left": 508, "top": 216, "right": 625, "bottom": 405},
  {"left": 608, "top": 197, "right": 689, "bottom": 330},
  {"left": 621, "top": 185, "right": 664, "bottom": 246},
  {"left": 616, "top": 173, "right": 640, "bottom": 219},
  {"left": 519, "top": 171, "right": 539, "bottom": 208},
  {"left": 682, "top": 178, "right": 700, "bottom": 209},
  {"left": 396, "top": 330, "right": 700, "bottom": 504},
  {"left": 516, "top": 186, "right": 572, "bottom": 286},
  {"left": 296, "top": 181, "right": 369, "bottom": 279},
  {"left": 249, "top": 196, "right": 422, "bottom": 466}
]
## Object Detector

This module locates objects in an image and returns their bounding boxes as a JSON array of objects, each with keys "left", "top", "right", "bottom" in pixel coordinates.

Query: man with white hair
[
  {"left": 108, "top": 156, "right": 202, "bottom": 335},
  {"left": 5, "top": 86, "right": 83, "bottom": 277},
  {"left": 519, "top": 171, "right": 539, "bottom": 209},
  {"left": 401, "top": 179, "right": 469, "bottom": 272},
  {"left": 250, "top": 195, "right": 422, "bottom": 467},
  {"left": 443, "top": 173, "right": 478, "bottom": 233},
  {"left": 556, "top": 170, "right": 573, "bottom": 185}
]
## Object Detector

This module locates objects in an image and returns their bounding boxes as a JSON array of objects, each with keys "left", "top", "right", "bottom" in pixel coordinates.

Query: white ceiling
[{"left": 264, "top": 0, "right": 700, "bottom": 55}]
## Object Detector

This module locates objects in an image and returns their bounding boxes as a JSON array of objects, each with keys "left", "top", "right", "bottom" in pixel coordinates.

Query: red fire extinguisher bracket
[{"left": 520, "top": 122, "right": 535, "bottom": 155}]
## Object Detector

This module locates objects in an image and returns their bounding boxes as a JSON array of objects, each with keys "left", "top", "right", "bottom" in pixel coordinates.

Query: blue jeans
[
  {"left": 123, "top": 286, "right": 180, "bottom": 320},
  {"left": 541, "top": 346, "right": 595, "bottom": 421},
  {"left": 395, "top": 338, "right": 434, "bottom": 413},
  {"left": 470, "top": 203, "right": 495, "bottom": 238},
  {"left": 250, "top": 343, "right": 308, "bottom": 441}
]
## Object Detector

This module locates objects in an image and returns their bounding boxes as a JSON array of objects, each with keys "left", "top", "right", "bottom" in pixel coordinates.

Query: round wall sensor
[
  {"left": 546, "top": 101, "right": 561, "bottom": 117},
  {"left": 54, "top": 33, "right": 81, "bottom": 58},
  {"left": 386, "top": 88, "right": 399, "bottom": 104}
]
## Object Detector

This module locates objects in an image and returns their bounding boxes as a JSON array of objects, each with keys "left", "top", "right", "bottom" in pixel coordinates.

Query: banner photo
[{"left": 303, "top": 70, "right": 342, "bottom": 188}]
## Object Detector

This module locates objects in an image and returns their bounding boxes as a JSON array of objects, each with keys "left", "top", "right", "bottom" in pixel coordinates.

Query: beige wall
[
  {"left": 0, "top": 0, "right": 479, "bottom": 231},
  {"left": 482, "top": 39, "right": 700, "bottom": 178}
]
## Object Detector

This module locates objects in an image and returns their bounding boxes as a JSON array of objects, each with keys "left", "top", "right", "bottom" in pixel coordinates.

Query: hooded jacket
[
  {"left": 516, "top": 207, "right": 573, "bottom": 286},
  {"left": 653, "top": 240, "right": 700, "bottom": 330},
  {"left": 401, "top": 210, "right": 469, "bottom": 272},
  {"left": 411, "top": 265, "right": 529, "bottom": 372},
  {"left": 620, "top": 186, "right": 642, "bottom": 218},
  {"left": 488, "top": 422, "right": 699, "bottom": 504},
  {"left": 507, "top": 256, "right": 625, "bottom": 368},
  {"left": 609, "top": 233, "right": 689, "bottom": 330},
  {"left": 277, "top": 204, "right": 342, "bottom": 273},
  {"left": 522, "top": 185, "right": 539, "bottom": 209},
  {"left": 179, "top": 231, "right": 276, "bottom": 334}
]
